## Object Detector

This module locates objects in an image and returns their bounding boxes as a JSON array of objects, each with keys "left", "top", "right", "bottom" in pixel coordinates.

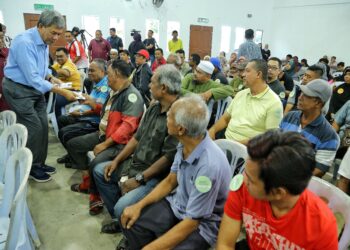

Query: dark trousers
[
  {"left": 66, "top": 131, "right": 124, "bottom": 170},
  {"left": 57, "top": 115, "right": 99, "bottom": 149},
  {"left": 121, "top": 199, "right": 210, "bottom": 250},
  {"left": 2, "top": 78, "right": 48, "bottom": 165}
]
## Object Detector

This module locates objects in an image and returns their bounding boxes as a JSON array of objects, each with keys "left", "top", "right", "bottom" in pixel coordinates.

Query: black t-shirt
[
  {"left": 329, "top": 83, "right": 350, "bottom": 114},
  {"left": 143, "top": 38, "right": 156, "bottom": 55},
  {"left": 279, "top": 72, "right": 294, "bottom": 91},
  {"left": 212, "top": 71, "right": 228, "bottom": 85}
]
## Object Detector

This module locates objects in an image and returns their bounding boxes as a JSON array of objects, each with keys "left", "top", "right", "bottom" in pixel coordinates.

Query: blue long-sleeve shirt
[{"left": 4, "top": 27, "right": 52, "bottom": 94}]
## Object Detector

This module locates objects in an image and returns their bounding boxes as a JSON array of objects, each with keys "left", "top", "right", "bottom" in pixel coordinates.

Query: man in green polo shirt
[
  {"left": 181, "top": 61, "right": 233, "bottom": 102},
  {"left": 209, "top": 59, "right": 283, "bottom": 145}
]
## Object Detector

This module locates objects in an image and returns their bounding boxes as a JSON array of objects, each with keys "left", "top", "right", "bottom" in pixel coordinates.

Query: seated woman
[
  {"left": 52, "top": 47, "right": 81, "bottom": 117},
  {"left": 329, "top": 67, "right": 350, "bottom": 118}
]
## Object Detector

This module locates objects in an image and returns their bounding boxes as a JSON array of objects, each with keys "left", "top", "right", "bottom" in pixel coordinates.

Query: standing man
[
  {"left": 3, "top": 10, "right": 76, "bottom": 182},
  {"left": 107, "top": 28, "right": 123, "bottom": 52},
  {"left": 143, "top": 30, "right": 156, "bottom": 64},
  {"left": 88, "top": 30, "right": 111, "bottom": 62},
  {"left": 237, "top": 29, "right": 262, "bottom": 61},
  {"left": 168, "top": 30, "right": 183, "bottom": 53},
  {"left": 64, "top": 30, "right": 88, "bottom": 73}
]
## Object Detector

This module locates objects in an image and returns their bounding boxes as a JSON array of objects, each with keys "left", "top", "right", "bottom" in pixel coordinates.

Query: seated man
[
  {"left": 92, "top": 64, "right": 180, "bottom": 233},
  {"left": 167, "top": 52, "right": 182, "bottom": 71},
  {"left": 52, "top": 47, "right": 81, "bottom": 117},
  {"left": 56, "top": 59, "right": 110, "bottom": 165},
  {"left": 66, "top": 60, "right": 144, "bottom": 204},
  {"left": 108, "top": 48, "right": 119, "bottom": 66},
  {"left": 210, "top": 57, "right": 228, "bottom": 85},
  {"left": 216, "top": 130, "right": 338, "bottom": 250},
  {"left": 267, "top": 57, "right": 286, "bottom": 101},
  {"left": 120, "top": 95, "right": 232, "bottom": 250},
  {"left": 181, "top": 61, "right": 233, "bottom": 102},
  {"left": 131, "top": 49, "right": 152, "bottom": 105},
  {"left": 337, "top": 147, "right": 350, "bottom": 194},
  {"left": 209, "top": 59, "right": 283, "bottom": 145},
  {"left": 280, "top": 79, "right": 339, "bottom": 177},
  {"left": 176, "top": 49, "right": 191, "bottom": 76},
  {"left": 185, "top": 53, "right": 200, "bottom": 76},
  {"left": 119, "top": 49, "right": 135, "bottom": 72},
  {"left": 151, "top": 48, "right": 166, "bottom": 72},
  {"left": 229, "top": 61, "right": 247, "bottom": 97}
]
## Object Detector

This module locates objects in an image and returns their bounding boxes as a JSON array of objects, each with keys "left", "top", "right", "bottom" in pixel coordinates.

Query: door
[
  {"left": 23, "top": 13, "right": 67, "bottom": 57},
  {"left": 189, "top": 25, "right": 213, "bottom": 59}
]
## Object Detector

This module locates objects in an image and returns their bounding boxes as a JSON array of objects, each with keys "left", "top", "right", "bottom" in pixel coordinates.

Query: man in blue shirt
[
  {"left": 2, "top": 10, "right": 76, "bottom": 182},
  {"left": 120, "top": 95, "right": 232, "bottom": 250},
  {"left": 280, "top": 79, "right": 339, "bottom": 178},
  {"left": 237, "top": 29, "right": 262, "bottom": 61}
]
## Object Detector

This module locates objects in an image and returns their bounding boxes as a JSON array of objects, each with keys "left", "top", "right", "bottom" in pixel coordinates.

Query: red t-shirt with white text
[{"left": 224, "top": 183, "right": 338, "bottom": 250}]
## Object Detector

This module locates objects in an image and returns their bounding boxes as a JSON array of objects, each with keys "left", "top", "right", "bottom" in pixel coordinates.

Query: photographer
[{"left": 128, "top": 31, "right": 145, "bottom": 65}]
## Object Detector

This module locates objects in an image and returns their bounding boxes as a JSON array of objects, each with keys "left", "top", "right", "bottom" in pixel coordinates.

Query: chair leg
[
  {"left": 26, "top": 206, "right": 41, "bottom": 248},
  {"left": 48, "top": 113, "right": 59, "bottom": 138}
]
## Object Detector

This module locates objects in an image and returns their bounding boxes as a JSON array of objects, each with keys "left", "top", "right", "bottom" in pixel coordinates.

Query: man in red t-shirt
[
  {"left": 151, "top": 48, "right": 166, "bottom": 72},
  {"left": 217, "top": 130, "right": 338, "bottom": 250},
  {"left": 88, "top": 30, "right": 111, "bottom": 62}
]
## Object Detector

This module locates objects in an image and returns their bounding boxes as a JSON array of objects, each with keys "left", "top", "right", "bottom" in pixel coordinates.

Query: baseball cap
[
  {"left": 299, "top": 79, "right": 332, "bottom": 103},
  {"left": 210, "top": 57, "right": 221, "bottom": 71},
  {"left": 136, "top": 49, "right": 150, "bottom": 60}
]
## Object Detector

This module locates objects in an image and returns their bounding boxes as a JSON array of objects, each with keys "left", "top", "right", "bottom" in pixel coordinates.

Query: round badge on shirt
[
  {"left": 230, "top": 174, "right": 244, "bottom": 191},
  {"left": 238, "top": 84, "right": 243, "bottom": 90},
  {"left": 338, "top": 88, "right": 344, "bottom": 94},
  {"left": 195, "top": 176, "right": 212, "bottom": 193},
  {"left": 128, "top": 93, "right": 138, "bottom": 103},
  {"left": 279, "top": 92, "right": 286, "bottom": 99},
  {"left": 100, "top": 86, "right": 108, "bottom": 93}
]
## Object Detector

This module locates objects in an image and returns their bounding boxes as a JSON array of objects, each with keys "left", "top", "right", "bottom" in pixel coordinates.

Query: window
[
  {"left": 167, "top": 21, "right": 180, "bottom": 44},
  {"left": 109, "top": 17, "right": 125, "bottom": 43},
  {"left": 234, "top": 27, "right": 245, "bottom": 50},
  {"left": 254, "top": 29, "right": 263, "bottom": 44},
  {"left": 220, "top": 26, "right": 231, "bottom": 53},
  {"left": 145, "top": 19, "right": 160, "bottom": 44},
  {"left": 81, "top": 15, "right": 100, "bottom": 45},
  {"left": 0, "top": 10, "right": 4, "bottom": 24}
]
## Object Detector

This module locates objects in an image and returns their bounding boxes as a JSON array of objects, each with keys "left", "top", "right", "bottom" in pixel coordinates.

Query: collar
[
  {"left": 248, "top": 85, "right": 270, "bottom": 99},
  {"left": 95, "top": 76, "right": 108, "bottom": 87},
  {"left": 178, "top": 132, "right": 211, "bottom": 165},
  {"left": 33, "top": 27, "right": 46, "bottom": 46},
  {"left": 299, "top": 111, "right": 324, "bottom": 127}
]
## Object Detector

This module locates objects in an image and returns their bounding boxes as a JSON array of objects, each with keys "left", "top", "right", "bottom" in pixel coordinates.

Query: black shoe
[
  {"left": 29, "top": 167, "right": 52, "bottom": 183},
  {"left": 101, "top": 221, "right": 121, "bottom": 234},
  {"left": 116, "top": 237, "right": 129, "bottom": 250},
  {"left": 40, "top": 164, "right": 57, "bottom": 175},
  {"left": 57, "top": 154, "right": 71, "bottom": 164},
  {"left": 65, "top": 162, "right": 72, "bottom": 168}
]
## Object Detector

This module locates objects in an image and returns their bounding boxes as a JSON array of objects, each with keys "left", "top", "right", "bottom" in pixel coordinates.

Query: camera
[
  {"left": 130, "top": 29, "right": 140, "bottom": 36},
  {"left": 72, "top": 27, "right": 86, "bottom": 37}
]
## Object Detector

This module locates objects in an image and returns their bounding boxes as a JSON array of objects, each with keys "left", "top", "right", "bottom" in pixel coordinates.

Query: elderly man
[
  {"left": 67, "top": 60, "right": 144, "bottom": 216},
  {"left": 167, "top": 52, "right": 182, "bottom": 71},
  {"left": 217, "top": 130, "right": 338, "bottom": 249},
  {"left": 88, "top": 30, "right": 111, "bottom": 62},
  {"left": 56, "top": 59, "right": 110, "bottom": 165},
  {"left": 131, "top": 49, "right": 152, "bottom": 105},
  {"left": 280, "top": 79, "right": 339, "bottom": 178},
  {"left": 3, "top": 10, "right": 76, "bottom": 182},
  {"left": 52, "top": 47, "right": 82, "bottom": 117},
  {"left": 120, "top": 95, "right": 231, "bottom": 250},
  {"left": 92, "top": 64, "right": 180, "bottom": 235},
  {"left": 284, "top": 65, "right": 325, "bottom": 114},
  {"left": 181, "top": 61, "right": 233, "bottom": 102},
  {"left": 64, "top": 30, "right": 88, "bottom": 73},
  {"left": 209, "top": 59, "right": 283, "bottom": 144}
]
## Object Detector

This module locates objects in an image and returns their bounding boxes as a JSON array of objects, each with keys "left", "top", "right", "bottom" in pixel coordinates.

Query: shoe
[
  {"left": 57, "top": 154, "right": 71, "bottom": 164},
  {"left": 89, "top": 193, "right": 103, "bottom": 216},
  {"left": 65, "top": 162, "right": 72, "bottom": 168},
  {"left": 29, "top": 167, "right": 52, "bottom": 183},
  {"left": 116, "top": 237, "right": 129, "bottom": 250},
  {"left": 40, "top": 164, "right": 56, "bottom": 175},
  {"left": 101, "top": 221, "right": 121, "bottom": 234},
  {"left": 71, "top": 175, "right": 90, "bottom": 194}
]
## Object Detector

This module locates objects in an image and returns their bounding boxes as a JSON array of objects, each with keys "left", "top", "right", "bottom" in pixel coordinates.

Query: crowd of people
[{"left": 0, "top": 9, "right": 348, "bottom": 250}]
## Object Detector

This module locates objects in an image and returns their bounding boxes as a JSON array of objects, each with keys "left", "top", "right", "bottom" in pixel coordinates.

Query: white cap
[
  {"left": 110, "top": 48, "right": 118, "bottom": 53},
  {"left": 197, "top": 61, "right": 215, "bottom": 75}
]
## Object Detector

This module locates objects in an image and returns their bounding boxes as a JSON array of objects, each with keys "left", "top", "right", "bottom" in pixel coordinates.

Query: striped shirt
[{"left": 280, "top": 111, "right": 339, "bottom": 172}]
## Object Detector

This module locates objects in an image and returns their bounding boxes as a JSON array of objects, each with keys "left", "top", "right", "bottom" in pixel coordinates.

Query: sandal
[
  {"left": 70, "top": 183, "right": 89, "bottom": 194},
  {"left": 89, "top": 199, "right": 104, "bottom": 216}
]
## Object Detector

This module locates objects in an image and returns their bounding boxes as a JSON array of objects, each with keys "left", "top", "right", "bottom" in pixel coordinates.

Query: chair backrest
[
  {"left": 0, "top": 110, "right": 16, "bottom": 134},
  {"left": 215, "top": 139, "right": 248, "bottom": 176},
  {"left": 0, "top": 124, "right": 28, "bottom": 183},
  {"left": 79, "top": 71, "right": 86, "bottom": 92},
  {"left": 3, "top": 148, "right": 33, "bottom": 250},
  {"left": 308, "top": 176, "right": 350, "bottom": 250},
  {"left": 215, "top": 96, "right": 232, "bottom": 123}
]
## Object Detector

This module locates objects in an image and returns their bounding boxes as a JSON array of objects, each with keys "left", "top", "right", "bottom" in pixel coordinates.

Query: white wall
[
  {"left": 0, "top": 0, "right": 274, "bottom": 58},
  {"left": 270, "top": 0, "right": 350, "bottom": 64}
]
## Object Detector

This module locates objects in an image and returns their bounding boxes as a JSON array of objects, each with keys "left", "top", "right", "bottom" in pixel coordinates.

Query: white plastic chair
[
  {"left": 0, "top": 111, "right": 16, "bottom": 135},
  {"left": 215, "top": 139, "right": 248, "bottom": 176},
  {"left": 46, "top": 92, "right": 59, "bottom": 138},
  {"left": 0, "top": 148, "right": 33, "bottom": 250},
  {"left": 308, "top": 176, "right": 350, "bottom": 250},
  {"left": 214, "top": 96, "right": 232, "bottom": 123}
]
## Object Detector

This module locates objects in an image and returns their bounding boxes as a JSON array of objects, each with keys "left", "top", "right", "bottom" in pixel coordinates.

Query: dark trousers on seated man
[{"left": 120, "top": 199, "right": 210, "bottom": 250}]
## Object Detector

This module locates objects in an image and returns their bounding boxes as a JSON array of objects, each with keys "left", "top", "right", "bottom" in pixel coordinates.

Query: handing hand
[
  {"left": 62, "top": 90, "right": 78, "bottom": 102},
  {"left": 81, "top": 94, "right": 96, "bottom": 107},
  {"left": 121, "top": 204, "right": 142, "bottom": 229},
  {"left": 121, "top": 178, "right": 140, "bottom": 195},
  {"left": 69, "top": 111, "right": 82, "bottom": 117},
  {"left": 50, "top": 76, "right": 63, "bottom": 85}
]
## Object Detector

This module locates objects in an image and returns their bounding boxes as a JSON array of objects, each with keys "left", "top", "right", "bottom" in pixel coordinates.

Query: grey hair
[
  {"left": 92, "top": 59, "right": 107, "bottom": 73},
  {"left": 174, "top": 94, "right": 210, "bottom": 137},
  {"left": 168, "top": 53, "right": 182, "bottom": 66},
  {"left": 155, "top": 64, "right": 181, "bottom": 95},
  {"left": 37, "top": 10, "right": 65, "bottom": 29}
]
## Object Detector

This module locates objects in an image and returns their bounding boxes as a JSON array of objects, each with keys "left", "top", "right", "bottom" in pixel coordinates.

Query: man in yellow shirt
[
  {"left": 168, "top": 30, "right": 183, "bottom": 53},
  {"left": 52, "top": 47, "right": 81, "bottom": 116},
  {"left": 209, "top": 59, "right": 283, "bottom": 145}
]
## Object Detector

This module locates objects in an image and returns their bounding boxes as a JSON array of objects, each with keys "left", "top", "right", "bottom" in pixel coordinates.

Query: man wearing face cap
[
  {"left": 210, "top": 57, "right": 228, "bottom": 85},
  {"left": 280, "top": 79, "right": 339, "bottom": 178},
  {"left": 181, "top": 60, "right": 233, "bottom": 102}
]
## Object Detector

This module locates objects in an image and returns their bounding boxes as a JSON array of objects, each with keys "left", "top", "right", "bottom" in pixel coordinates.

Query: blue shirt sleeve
[{"left": 334, "top": 100, "right": 350, "bottom": 126}]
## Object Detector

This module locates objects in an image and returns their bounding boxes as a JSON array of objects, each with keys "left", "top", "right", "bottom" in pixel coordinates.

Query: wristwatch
[{"left": 135, "top": 173, "right": 145, "bottom": 185}]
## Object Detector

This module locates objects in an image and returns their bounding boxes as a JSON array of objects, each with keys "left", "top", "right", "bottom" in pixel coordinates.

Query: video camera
[
  {"left": 72, "top": 27, "right": 86, "bottom": 37},
  {"left": 130, "top": 29, "right": 141, "bottom": 36}
]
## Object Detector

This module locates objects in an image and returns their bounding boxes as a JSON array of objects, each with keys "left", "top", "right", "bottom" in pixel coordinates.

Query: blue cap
[{"left": 210, "top": 57, "right": 221, "bottom": 71}]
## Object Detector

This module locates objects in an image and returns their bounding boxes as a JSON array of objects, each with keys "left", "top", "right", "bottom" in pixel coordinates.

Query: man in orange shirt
[{"left": 216, "top": 130, "right": 338, "bottom": 250}]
